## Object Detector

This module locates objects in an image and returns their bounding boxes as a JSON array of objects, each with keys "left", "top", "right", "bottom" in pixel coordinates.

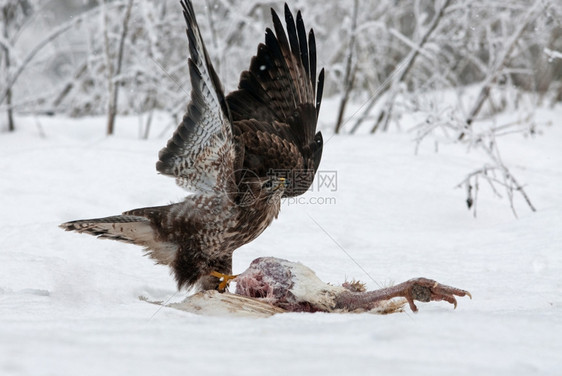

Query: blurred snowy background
[
  {"left": 3, "top": 0, "right": 561, "bottom": 120},
  {"left": 2, "top": 0, "right": 561, "bottom": 213},
  {"left": 1, "top": 1, "right": 562, "bottom": 375}
]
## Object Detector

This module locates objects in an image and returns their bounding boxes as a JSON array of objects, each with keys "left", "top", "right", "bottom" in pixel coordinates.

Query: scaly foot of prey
[{"left": 381, "top": 278, "right": 472, "bottom": 312}]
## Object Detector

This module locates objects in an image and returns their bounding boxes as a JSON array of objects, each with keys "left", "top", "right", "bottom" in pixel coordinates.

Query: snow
[{"left": 1, "top": 104, "right": 562, "bottom": 375}]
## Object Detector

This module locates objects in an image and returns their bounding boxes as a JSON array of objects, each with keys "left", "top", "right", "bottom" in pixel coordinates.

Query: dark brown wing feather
[
  {"left": 226, "top": 4, "right": 325, "bottom": 197},
  {"left": 156, "top": 0, "right": 236, "bottom": 195}
]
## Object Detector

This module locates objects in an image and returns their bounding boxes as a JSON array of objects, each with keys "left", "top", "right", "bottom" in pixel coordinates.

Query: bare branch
[
  {"left": 0, "top": 3, "right": 122, "bottom": 107},
  {"left": 458, "top": 0, "right": 545, "bottom": 140},
  {"left": 370, "top": 0, "right": 453, "bottom": 134},
  {"left": 350, "top": 0, "right": 453, "bottom": 133}
]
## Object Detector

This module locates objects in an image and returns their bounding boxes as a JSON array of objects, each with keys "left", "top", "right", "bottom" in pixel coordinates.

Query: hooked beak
[{"left": 274, "top": 177, "right": 287, "bottom": 191}]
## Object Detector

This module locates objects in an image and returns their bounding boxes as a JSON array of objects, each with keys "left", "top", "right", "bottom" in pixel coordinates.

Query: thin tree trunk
[
  {"left": 143, "top": 106, "right": 154, "bottom": 140},
  {"left": 2, "top": 7, "right": 14, "bottom": 132},
  {"left": 106, "top": 0, "right": 134, "bottom": 136},
  {"left": 5, "top": 70, "right": 14, "bottom": 132},
  {"left": 52, "top": 62, "right": 88, "bottom": 109},
  {"left": 334, "top": 0, "right": 359, "bottom": 134},
  {"left": 102, "top": 2, "right": 115, "bottom": 135}
]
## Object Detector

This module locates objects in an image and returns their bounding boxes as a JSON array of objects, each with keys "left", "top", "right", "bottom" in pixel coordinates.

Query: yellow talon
[{"left": 210, "top": 271, "right": 238, "bottom": 292}]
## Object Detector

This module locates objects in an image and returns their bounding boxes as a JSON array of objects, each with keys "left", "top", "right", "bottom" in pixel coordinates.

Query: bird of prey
[{"left": 60, "top": 0, "right": 325, "bottom": 292}]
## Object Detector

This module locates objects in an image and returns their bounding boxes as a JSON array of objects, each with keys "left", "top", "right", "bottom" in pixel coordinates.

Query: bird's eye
[{"left": 263, "top": 180, "right": 273, "bottom": 189}]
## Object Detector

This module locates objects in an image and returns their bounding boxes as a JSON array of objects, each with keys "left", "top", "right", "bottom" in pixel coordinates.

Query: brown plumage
[
  {"left": 60, "top": 0, "right": 324, "bottom": 291},
  {"left": 227, "top": 4, "right": 324, "bottom": 195}
]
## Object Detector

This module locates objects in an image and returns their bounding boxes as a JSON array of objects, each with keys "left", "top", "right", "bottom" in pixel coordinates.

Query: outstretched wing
[
  {"left": 156, "top": 0, "right": 236, "bottom": 194},
  {"left": 226, "top": 4, "right": 325, "bottom": 197}
]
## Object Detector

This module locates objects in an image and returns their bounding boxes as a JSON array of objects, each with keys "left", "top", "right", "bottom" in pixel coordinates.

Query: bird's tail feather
[
  {"left": 59, "top": 215, "right": 177, "bottom": 265},
  {"left": 60, "top": 215, "right": 151, "bottom": 244}
]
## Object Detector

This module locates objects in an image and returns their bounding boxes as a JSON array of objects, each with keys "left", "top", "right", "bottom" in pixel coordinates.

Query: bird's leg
[
  {"left": 335, "top": 278, "right": 471, "bottom": 312},
  {"left": 210, "top": 271, "right": 239, "bottom": 292}
]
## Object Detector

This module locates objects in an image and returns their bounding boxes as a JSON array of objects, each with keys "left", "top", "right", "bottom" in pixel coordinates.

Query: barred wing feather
[{"left": 156, "top": 0, "right": 235, "bottom": 194}]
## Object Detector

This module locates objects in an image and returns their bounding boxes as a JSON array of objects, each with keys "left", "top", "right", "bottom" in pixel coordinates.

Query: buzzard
[{"left": 60, "top": 0, "right": 325, "bottom": 292}]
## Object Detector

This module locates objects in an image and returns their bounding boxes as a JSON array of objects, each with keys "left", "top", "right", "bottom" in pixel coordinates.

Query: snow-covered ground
[{"left": 1, "top": 103, "right": 561, "bottom": 375}]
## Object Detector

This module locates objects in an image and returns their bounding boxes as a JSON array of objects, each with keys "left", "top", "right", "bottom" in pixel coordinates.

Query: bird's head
[
  {"left": 262, "top": 176, "right": 288, "bottom": 203},
  {"left": 234, "top": 176, "right": 287, "bottom": 207}
]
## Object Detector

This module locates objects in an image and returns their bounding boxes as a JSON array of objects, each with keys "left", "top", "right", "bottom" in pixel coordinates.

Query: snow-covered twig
[
  {"left": 452, "top": 126, "right": 537, "bottom": 217},
  {"left": 0, "top": 3, "right": 120, "bottom": 108},
  {"left": 370, "top": 0, "right": 453, "bottom": 134},
  {"left": 544, "top": 48, "right": 562, "bottom": 61},
  {"left": 458, "top": 0, "right": 545, "bottom": 140},
  {"left": 350, "top": 0, "right": 452, "bottom": 134}
]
